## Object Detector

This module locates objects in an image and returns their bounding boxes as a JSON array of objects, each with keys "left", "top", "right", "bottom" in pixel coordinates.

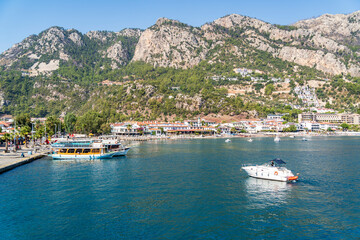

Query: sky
[{"left": 0, "top": 0, "right": 359, "bottom": 53}]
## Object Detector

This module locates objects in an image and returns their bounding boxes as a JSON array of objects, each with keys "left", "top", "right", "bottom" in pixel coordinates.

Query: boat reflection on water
[{"left": 244, "top": 177, "right": 292, "bottom": 208}]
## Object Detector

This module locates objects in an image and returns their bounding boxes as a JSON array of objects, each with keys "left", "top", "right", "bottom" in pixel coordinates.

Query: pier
[{"left": 0, "top": 148, "right": 50, "bottom": 174}]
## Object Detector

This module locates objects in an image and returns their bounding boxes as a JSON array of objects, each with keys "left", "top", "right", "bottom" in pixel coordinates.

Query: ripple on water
[{"left": 0, "top": 137, "right": 359, "bottom": 239}]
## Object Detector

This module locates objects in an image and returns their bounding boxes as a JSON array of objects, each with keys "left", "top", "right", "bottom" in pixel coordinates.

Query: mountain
[
  {"left": 293, "top": 11, "right": 360, "bottom": 46},
  {"left": 133, "top": 13, "right": 360, "bottom": 76},
  {"left": 1, "top": 11, "right": 360, "bottom": 77},
  {"left": 0, "top": 12, "right": 360, "bottom": 122},
  {"left": 0, "top": 27, "right": 142, "bottom": 76}
]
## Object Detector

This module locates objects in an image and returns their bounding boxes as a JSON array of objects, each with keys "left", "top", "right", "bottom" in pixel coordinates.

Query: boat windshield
[{"left": 269, "top": 158, "right": 286, "bottom": 167}]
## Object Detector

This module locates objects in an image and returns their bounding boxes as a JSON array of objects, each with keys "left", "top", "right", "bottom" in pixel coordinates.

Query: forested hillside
[{"left": 0, "top": 11, "right": 360, "bottom": 126}]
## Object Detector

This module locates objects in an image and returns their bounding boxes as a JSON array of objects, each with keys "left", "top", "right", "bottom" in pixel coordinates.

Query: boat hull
[
  {"left": 242, "top": 165, "right": 297, "bottom": 182},
  {"left": 50, "top": 148, "right": 130, "bottom": 160}
]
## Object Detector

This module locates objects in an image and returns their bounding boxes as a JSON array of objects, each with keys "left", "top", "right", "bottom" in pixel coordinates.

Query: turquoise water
[{"left": 0, "top": 136, "right": 359, "bottom": 239}]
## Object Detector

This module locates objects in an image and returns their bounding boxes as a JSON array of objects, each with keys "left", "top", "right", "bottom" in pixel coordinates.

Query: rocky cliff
[
  {"left": 132, "top": 18, "right": 210, "bottom": 68},
  {"left": 293, "top": 11, "right": 360, "bottom": 46},
  {"left": 1, "top": 11, "right": 360, "bottom": 77},
  {"left": 132, "top": 13, "right": 360, "bottom": 76},
  {"left": 0, "top": 27, "right": 142, "bottom": 75}
]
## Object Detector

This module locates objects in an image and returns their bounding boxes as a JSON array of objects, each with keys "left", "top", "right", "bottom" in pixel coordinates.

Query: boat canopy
[{"left": 271, "top": 158, "right": 286, "bottom": 164}]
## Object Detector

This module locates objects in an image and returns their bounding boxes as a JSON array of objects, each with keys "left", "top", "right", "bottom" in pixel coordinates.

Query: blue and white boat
[{"left": 50, "top": 139, "right": 130, "bottom": 160}]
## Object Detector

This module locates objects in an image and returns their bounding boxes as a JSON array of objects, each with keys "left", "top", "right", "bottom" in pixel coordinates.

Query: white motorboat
[
  {"left": 274, "top": 135, "right": 280, "bottom": 142},
  {"left": 225, "top": 139, "right": 231, "bottom": 143},
  {"left": 241, "top": 158, "right": 299, "bottom": 182},
  {"left": 302, "top": 138, "right": 308, "bottom": 141},
  {"left": 247, "top": 138, "right": 253, "bottom": 142},
  {"left": 289, "top": 135, "right": 295, "bottom": 138}
]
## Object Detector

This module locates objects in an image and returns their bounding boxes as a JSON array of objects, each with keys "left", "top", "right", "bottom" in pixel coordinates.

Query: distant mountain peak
[{"left": 1, "top": 10, "right": 360, "bottom": 77}]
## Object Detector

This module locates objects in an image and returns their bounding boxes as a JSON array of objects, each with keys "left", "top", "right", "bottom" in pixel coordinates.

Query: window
[
  {"left": 91, "top": 149, "right": 100, "bottom": 154},
  {"left": 59, "top": 149, "right": 67, "bottom": 153},
  {"left": 83, "top": 149, "right": 91, "bottom": 154},
  {"left": 75, "top": 149, "right": 83, "bottom": 154},
  {"left": 68, "top": 149, "right": 75, "bottom": 153}
]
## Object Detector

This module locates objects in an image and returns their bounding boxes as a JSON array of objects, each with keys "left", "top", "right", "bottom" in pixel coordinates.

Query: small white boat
[
  {"left": 241, "top": 158, "right": 299, "bottom": 182},
  {"left": 289, "top": 135, "right": 295, "bottom": 138},
  {"left": 274, "top": 135, "right": 280, "bottom": 142},
  {"left": 302, "top": 138, "right": 308, "bottom": 141},
  {"left": 247, "top": 138, "right": 253, "bottom": 142},
  {"left": 225, "top": 139, "right": 231, "bottom": 143}
]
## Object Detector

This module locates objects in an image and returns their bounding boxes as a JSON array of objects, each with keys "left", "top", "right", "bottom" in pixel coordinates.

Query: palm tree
[
  {"left": 20, "top": 126, "right": 31, "bottom": 148},
  {"left": 126, "top": 124, "right": 132, "bottom": 136},
  {"left": 2, "top": 133, "right": 11, "bottom": 153}
]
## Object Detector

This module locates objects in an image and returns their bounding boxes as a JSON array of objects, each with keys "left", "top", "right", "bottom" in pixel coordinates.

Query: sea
[{"left": 0, "top": 136, "right": 359, "bottom": 239}]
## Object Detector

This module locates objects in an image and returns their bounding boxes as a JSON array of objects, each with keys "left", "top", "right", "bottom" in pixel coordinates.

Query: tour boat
[
  {"left": 241, "top": 158, "right": 299, "bottom": 182},
  {"left": 50, "top": 139, "right": 130, "bottom": 159},
  {"left": 225, "top": 139, "right": 231, "bottom": 143}
]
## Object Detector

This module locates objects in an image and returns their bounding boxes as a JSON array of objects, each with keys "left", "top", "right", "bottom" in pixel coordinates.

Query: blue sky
[{"left": 0, "top": 0, "right": 359, "bottom": 53}]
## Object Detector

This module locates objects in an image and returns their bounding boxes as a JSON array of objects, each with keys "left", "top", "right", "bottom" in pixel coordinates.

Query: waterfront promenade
[{"left": 0, "top": 146, "right": 50, "bottom": 174}]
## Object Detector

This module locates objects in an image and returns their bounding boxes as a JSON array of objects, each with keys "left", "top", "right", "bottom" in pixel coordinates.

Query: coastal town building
[
  {"left": 294, "top": 85, "right": 320, "bottom": 107},
  {"left": 299, "top": 113, "right": 360, "bottom": 124},
  {"left": 111, "top": 119, "right": 219, "bottom": 136},
  {"left": 267, "top": 114, "right": 286, "bottom": 121},
  {"left": 300, "top": 122, "right": 320, "bottom": 132},
  {"left": 184, "top": 118, "right": 217, "bottom": 128}
]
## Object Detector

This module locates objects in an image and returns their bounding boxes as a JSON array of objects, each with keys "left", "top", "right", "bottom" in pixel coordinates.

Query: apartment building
[{"left": 299, "top": 113, "right": 360, "bottom": 124}]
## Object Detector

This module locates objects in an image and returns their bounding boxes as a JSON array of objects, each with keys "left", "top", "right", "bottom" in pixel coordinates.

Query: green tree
[
  {"left": 340, "top": 123, "right": 350, "bottom": 131},
  {"left": 15, "top": 113, "right": 31, "bottom": 127},
  {"left": 2, "top": 133, "right": 11, "bottom": 153},
  {"left": 45, "top": 116, "right": 60, "bottom": 136},
  {"left": 64, "top": 113, "right": 77, "bottom": 134},
  {"left": 20, "top": 125, "right": 31, "bottom": 148},
  {"left": 283, "top": 125, "right": 297, "bottom": 132},
  {"left": 265, "top": 84, "right": 275, "bottom": 95},
  {"left": 100, "top": 123, "right": 111, "bottom": 134},
  {"left": 75, "top": 111, "right": 105, "bottom": 134},
  {"left": 34, "top": 123, "right": 45, "bottom": 141}
]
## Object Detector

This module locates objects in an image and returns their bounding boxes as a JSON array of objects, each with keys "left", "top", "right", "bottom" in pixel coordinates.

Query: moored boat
[
  {"left": 241, "top": 158, "right": 299, "bottom": 182},
  {"left": 225, "top": 139, "right": 231, "bottom": 143},
  {"left": 50, "top": 139, "right": 130, "bottom": 159}
]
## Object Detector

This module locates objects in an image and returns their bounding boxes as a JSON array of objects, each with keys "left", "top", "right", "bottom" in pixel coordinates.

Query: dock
[{"left": 0, "top": 148, "right": 50, "bottom": 174}]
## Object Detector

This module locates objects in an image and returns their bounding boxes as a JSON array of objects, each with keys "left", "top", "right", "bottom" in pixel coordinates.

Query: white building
[
  {"left": 299, "top": 113, "right": 360, "bottom": 124},
  {"left": 111, "top": 123, "right": 144, "bottom": 135},
  {"left": 300, "top": 122, "right": 320, "bottom": 131},
  {"left": 267, "top": 114, "right": 286, "bottom": 121}
]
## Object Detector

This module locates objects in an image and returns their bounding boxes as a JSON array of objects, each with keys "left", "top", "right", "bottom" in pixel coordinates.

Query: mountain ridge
[{"left": 2, "top": 11, "right": 359, "bottom": 77}]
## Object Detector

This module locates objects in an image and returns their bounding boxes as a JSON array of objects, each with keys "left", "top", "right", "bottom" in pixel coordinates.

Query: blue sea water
[{"left": 0, "top": 136, "right": 359, "bottom": 240}]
